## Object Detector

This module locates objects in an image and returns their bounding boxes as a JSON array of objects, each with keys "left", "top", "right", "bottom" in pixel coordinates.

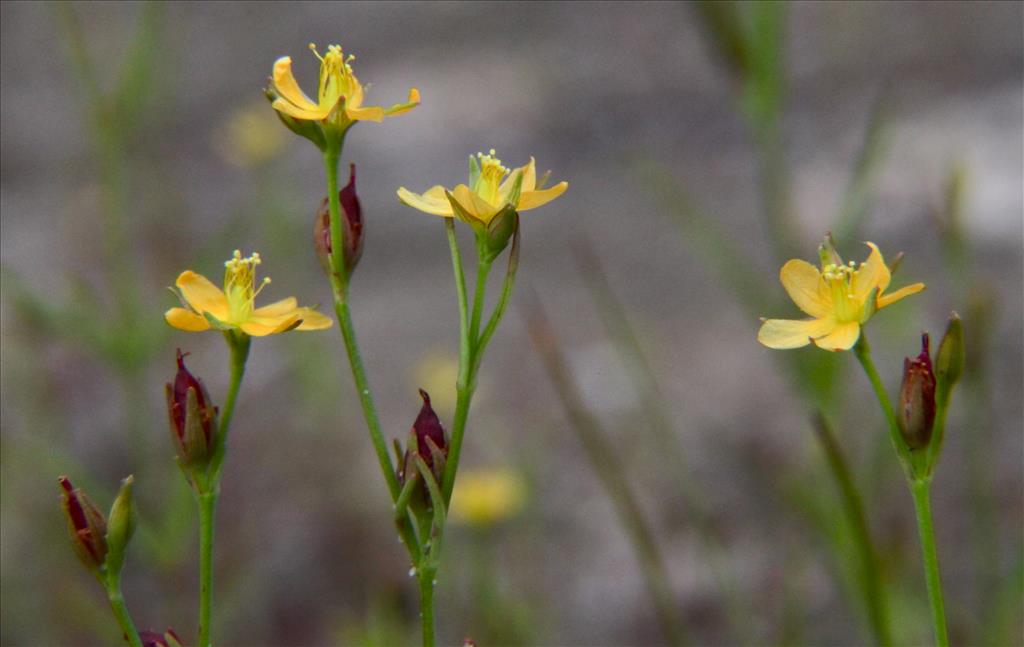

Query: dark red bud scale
[
  {"left": 58, "top": 475, "right": 108, "bottom": 570},
  {"left": 412, "top": 389, "right": 447, "bottom": 470},
  {"left": 898, "top": 333, "right": 937, "bottom": 450}
]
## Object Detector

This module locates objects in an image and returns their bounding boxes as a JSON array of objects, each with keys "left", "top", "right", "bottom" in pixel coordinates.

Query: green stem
[
  {"left": 910, "top": 480, "right": 950, "bottom": 647},
  {"left": 469, "top": 246, "right": 493, "bottom": 344},
  {"left": 854, "top": 334, "right": 949, "bottom": 645},
  {"left": 418, "top": 567, "right": 437, "bottom": 647},
  {"left": 197, "top": 332, "right": 249, "bottom": 647},
  {"left": 812, "top": 413, "right": 892, "bottom": 646},
  {"left": 852, "top": 334, "right": 913, "bottom": 479},
  {"left": 320, "top": 148, "right": 420, "bottom": 563},
  {"left": 445, "top": 219, "right": 471, "bottom": 394},
  {"left": 210, "top": 332, "right": 250, "bottom": 481},
  {"left": 321, "top": 149, "right": 400, "bottom": 501},
  {"left": 197, "top": 492, "right": 216, "bottom": 647},
  {"left": 105, "top": 581, "right": 143, "bottom": 647}
]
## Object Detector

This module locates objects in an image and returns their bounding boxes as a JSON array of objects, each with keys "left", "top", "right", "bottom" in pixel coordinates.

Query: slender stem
[
  {"left": 812, "top": 413, "right": 892, "bottom": 646},
  {"left": 445, "top": 219, "right": 471, "bottom": 391},
  {"left": 854, "top": 334, "right": 949, "bottom": 645},
  {"left": 189, "top": 332, "right": 250, "bottom": 647},
  {"left": 910, "top": 480, "right": 950, "bottom": 647},
  {"left": 418, "top": 567, "right": 437, "bottom": 647},
  {"left": 852, "top": 334, "right": 913, "bottom": 479},
  {"left": 105, "top": 582, "right": 143, "bottom": 647},
  {"left": 440, "top": 223, "right": 476, "bottom": 506},
  {"left": 472, "top": 221, "right": 520, "bottom": 377},
  {"left": 321, "top": 150, "right": 400, "bottom": 500},
  {"left": 197, "top": 492, "right": 217, "bottom": 647},
  {"left": 469, "top": 243, "right": 493, "bottom": 344},
  {"left": 319, "top": 149, "right": 420, "bottom": 563},
  {"left": 210, "top": 333, "right": 250, "bottom": 481}
]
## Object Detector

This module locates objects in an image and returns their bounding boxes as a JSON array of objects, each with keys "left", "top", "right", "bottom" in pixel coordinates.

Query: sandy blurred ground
[{"left": 2, "top": 2, "right": 1021, "bottom": 645}]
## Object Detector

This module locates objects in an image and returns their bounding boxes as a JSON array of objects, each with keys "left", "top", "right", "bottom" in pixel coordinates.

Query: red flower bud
[
  {"left": 898, "top": 333, "right": 937, "bottom": 450},
  {"left": 58, "top": 476, "right": 108, "bottom": 572},
  {"left": 313, "top": 164, "right": 363, "bottom": 277},
  {"left": 165, "top": 350, "right": 218, "bottom": 467},
  {"left": 397, "top": 390, "right": 449, "bottom": 497}
]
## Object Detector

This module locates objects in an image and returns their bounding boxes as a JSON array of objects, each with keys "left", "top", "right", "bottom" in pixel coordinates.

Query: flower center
[
  {"left": 310, "top": 43, "right": 355, "bottom": 109},
  {"left": 821, "top": 261, "right": 862, "bottom": 322},
  {"left": 223, "top": 250, "right": 270, "bottom": 323},
  {"left": 473, "top": 149, "right": 510, "bottom": 205}
]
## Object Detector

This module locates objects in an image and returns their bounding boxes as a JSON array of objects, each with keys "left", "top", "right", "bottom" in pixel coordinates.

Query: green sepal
[
  {"left": 444, "top": 190, "right": 486, "bottom": 234},
  {"left": 182, "top": 388, "right": 213, "bottom": 467},
  {"left": 935, "top": 312, "right": 964, "bottom": 402},
  {"left": 264, "top": 85, "right": 327, "bottom": 151},
  {"left": 468, "top": 154, "right": 482, "bottom": 192},
  {"left": 858, "top": 287, "right": 879, "bottom": 323},
  {"left": 484, "top": 207, "right": 520, "bottom": 263},
  {"left": 103, "top": 475, "right": 137, "bottom": 579},
  {"left": 202, "top": 311, "right": 233, "bottom": 331}
]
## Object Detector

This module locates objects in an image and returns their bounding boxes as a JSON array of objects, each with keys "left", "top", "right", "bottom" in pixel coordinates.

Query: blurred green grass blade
[
  {"left": 522, "top": 292, "right": 687, "bottom": 647},
  {"left": 693, "top": 0, "right": 750, "bottom": 79},
  {"left": 637, "top": 160, "right": 772, "bottom": 317},
  {"left": 115, "top": 1, "right": 164, "bottom": 133},
  {"left": 812, "top": 413, "right": 893, "bottom": 646},
  {"left": 832, "top": 91, "right": 893, "bottom": 248}
]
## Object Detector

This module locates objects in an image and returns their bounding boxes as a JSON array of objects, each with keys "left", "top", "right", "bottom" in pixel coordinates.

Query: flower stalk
[{"left": 853, "top": 333, "right": 949, "bottom": 646}]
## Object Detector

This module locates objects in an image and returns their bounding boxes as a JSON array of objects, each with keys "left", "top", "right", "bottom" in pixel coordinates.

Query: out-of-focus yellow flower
[
  {"left": 449, "top": 468, "right": 526, "bottom": 527},
  {"left": 758, "top": 241, "right": 925, "bottom": 351},
  {"left": 165, "top": 250, "right": 332, "bottom": 337},
  {"left": 397, "top": 150, "right": 568, "bottom": 227},
  {"left": 412, "top": 351, "right": 461, "bottom": 416},
  {"left": 270, "top": 43, "right": 419, "bottom": 125},
  {"left": 214, "top": 101, "right": 287, "bottom": 168}
]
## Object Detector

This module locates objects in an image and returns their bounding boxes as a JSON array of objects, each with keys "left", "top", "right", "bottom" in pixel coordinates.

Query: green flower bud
[
  {"left": 104, "top": 475, "right": 137, "bottom": 578},
  {"left": 935, "top": 312, "right": 965, "bottom": 402}
]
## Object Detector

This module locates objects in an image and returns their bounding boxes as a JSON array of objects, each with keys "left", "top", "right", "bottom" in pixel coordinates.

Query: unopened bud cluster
[{"left": 58, "top": 475, "right": 136, "bottom": 578}]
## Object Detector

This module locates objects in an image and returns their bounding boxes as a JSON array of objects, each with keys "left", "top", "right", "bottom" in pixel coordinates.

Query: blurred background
[{"left": 1, "top": 2, "right": 1021, "bottom": 645}]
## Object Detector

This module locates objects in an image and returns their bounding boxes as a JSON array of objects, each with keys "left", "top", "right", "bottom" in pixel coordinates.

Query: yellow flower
[
  {"left": 758, "top": 241, "right": 925, "bottom": 351},
  {"left": 270, "top": 43, "right": 419, "bottom": 125},
  {"left": 396, "top": 150, "right": 568, "bottom": 227},
  {"left": 449, "top": 468, "right": 526, "bottom": 527},
  {"left": 165, "top": 250, "right": 332, "bottom": 337},
  {"left": 214, "top": 100, "right": 287, "bottom": 168}
]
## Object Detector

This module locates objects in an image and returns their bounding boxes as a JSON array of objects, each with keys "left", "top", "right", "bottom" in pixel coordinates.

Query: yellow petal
[
  {"left": 520, "top": 157, "right": 537, "bottom": 193},
  {"left": 852, "top": 242, "right": 891, "bottom": 303},
  {"left": 293, "top": 308, "right": 333, "bottom": 330},
  {"left": 252, "top": 297, "right": 298, "bottom": 318},
  {"left": 271, "top": 97, "right": 330, "bottom": 121},
  {"left": 811, "top": 321, "right": 861, "bottom": 351},
  {"left": 779, "top": 259, "right": 832, "bottom": 318},
  {"left": 757, "top": 317, "right": 835, "bottom": 349},
  {"left": 451, "top": 184, "right": 493, "bottom": 224},
  {"left": 517, "top": 181, "right": 568, "bottom": 211},
  {"left": 345, "top": 104, "right": 385, "bottom": 122},
  {"left": 272, "top": 57, "right": 318, "bottom": 111},
  {"left": 175, "top": 271, "right": 229, "bottom": 320},
  {"left": 878, "top": 282, "right": 925, "bottom": 309},
  {"left": 397, "top": 186, "right": 455, "bottom": 217},
  {"left": 239, "top": 313, "right": 301, "bottom": 337},
  {"left": 384, "top": 88, "right": 421, "bottom": 116},
  {"left": 165, "top": 307, "right": 211, "bottom": 332},
  {"left": 499, "top": 158, "right": 534, "bottom": 200},
  {"left": 463, "top": 187, "right": 502, "bottom": 224}
]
